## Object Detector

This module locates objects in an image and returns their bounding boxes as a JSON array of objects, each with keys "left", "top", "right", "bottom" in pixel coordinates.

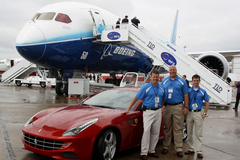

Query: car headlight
[
  {"left": 24, "top": 111, "right": 43, "bottom": 127},
  {"left": 62, "top": 118, "right": 98, "bottom": 136}
]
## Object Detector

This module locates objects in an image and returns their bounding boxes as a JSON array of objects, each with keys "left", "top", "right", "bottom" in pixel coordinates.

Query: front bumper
[{"left": 22, "top": 126, "right": 98, "bottom": 160}]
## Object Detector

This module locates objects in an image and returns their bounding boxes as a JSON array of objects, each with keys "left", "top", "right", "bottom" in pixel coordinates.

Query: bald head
[{"left": 169, "top": 65, "right": 176, "bottom": 70}]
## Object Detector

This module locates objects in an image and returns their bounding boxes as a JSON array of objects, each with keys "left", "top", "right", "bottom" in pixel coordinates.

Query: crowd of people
[
  {"left": 122, "top": 65, "right": 210, "bottom": 160},
  {"left": 115, "top": 15, "right": 140, "bottom": 29},
  {"left": 88, "top": 73, "right": 102, "bottom": 83}
]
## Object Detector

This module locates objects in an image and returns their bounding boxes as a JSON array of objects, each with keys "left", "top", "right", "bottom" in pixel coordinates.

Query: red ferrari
[{"left": 22, "top": 87, "right": 167, "bottom": 160}]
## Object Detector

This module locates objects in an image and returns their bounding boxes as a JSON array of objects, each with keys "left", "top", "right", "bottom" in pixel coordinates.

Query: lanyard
[
  {"left": 192, "top": 88, "right": 199, "bottom": 103},
  {"left": 152, "top": 83, "right": 159, "bottom": 97},
  {"left": 170, "top": 79, "right": 175, "bottom": 88}
]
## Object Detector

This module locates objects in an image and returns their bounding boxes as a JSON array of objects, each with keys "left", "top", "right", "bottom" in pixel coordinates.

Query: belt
[
  {"left": 143, "top": 105, "right": 161, "bottom": 111},
  {"left": 189, "top": 109, "right": 201, "bottom": 112},
  {"left": 166, "top": 102, "right": 182, "bottom": 106},
  {"left": 146, "top": 107, "right": 160, "bottom": 111}
]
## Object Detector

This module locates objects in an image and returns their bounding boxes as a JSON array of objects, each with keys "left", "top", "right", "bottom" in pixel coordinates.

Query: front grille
[{"left": 23, "top": 133, "right": 68, "bottom": 150}]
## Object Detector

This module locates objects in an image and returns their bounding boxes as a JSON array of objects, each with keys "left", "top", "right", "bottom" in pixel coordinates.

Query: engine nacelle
[{"left": 197, "top": 52, "right": 229, "bottom": 79}]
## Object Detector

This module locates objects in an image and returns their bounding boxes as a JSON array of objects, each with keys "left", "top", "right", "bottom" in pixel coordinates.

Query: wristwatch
[{"left": 203, "top": 112, "right": 207, "bottom": 116}]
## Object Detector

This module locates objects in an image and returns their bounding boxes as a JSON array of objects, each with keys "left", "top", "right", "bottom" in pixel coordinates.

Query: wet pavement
[{"left": 0, "top": 83, "right": 240, "bottom": 160}]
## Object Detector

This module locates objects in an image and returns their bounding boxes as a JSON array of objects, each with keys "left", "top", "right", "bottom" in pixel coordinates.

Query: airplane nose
[{"left": 16, "top": 23, "right": 46, "bottom": 62}]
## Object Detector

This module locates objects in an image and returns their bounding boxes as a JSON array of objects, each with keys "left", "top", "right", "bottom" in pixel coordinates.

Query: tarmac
[{"left": 0, "top": 83, "right": 239, "bottom": 160}]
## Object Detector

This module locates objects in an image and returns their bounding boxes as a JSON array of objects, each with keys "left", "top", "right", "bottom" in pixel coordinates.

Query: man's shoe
[
  {"left": 177, "top": 151, "right": 183, "bottom": 157},
  {"left": 197, "top": 153, "right": 203, "bottom": 158},
  {"left": 141, "top": 155, "right": 148, "bottom": 160},
  {"left": 162, "top": 149, "right": 169, "bottom": 154},
  {"left": 185, "top": 150, "right": 195, "bottom": 154},
  {"left": 148, "top": 153, "right": 159, "bottom": 158}
]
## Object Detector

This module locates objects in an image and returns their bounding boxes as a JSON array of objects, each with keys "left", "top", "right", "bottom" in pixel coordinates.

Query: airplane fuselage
[
  {"left": 0, "top": 58, "right": 23, "bottom": 74},
  {"left": 16, "top": 2, "right": 152, "bottom": 73}
]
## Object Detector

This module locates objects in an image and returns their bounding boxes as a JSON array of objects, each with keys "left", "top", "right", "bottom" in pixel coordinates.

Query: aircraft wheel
[
  {"left": 95, "top": 129, "right": 118, "bottom": 160},
  {"left": 63, "top": 83, "right": 68, "bottom": 96},
  {"left": 40, "top": 82, "right": 46, "bottom": 88},
  {"left": 56, "top": 82, "right": 64, "bottom": 95},
  {"left": 15, "top": 80, "right": 22, "bottom": 86},
  {"left": 27, "top": 84, "right": 32, "bottom": 87}
]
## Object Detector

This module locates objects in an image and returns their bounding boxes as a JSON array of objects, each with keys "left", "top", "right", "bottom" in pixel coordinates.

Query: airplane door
[
  {"left": 10, "top": 60, "right": 14, "bottom": 67},
  {"left": 89, "top": 9, "right": 106, "bottom": 37}
]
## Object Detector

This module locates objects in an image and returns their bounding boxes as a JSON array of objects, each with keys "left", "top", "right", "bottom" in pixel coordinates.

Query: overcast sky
[{"left": 1, "top": 0, "right": 240, "bottom": 59}]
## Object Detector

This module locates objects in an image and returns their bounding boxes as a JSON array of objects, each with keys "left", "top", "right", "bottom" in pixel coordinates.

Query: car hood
[{"left": 32, "top": 105, "right": 122, "bottom": 131}]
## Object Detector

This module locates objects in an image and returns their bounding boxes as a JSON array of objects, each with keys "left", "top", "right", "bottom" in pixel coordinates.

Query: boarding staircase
[
  {"left": 143, "top": 65, "right": 166, "bottom": 83},
  {"left": 100, "top": 25, "right": 232, "bottom": 104},
  {"left": 1, "top": 59, "right": 37, "bottom": 83}
]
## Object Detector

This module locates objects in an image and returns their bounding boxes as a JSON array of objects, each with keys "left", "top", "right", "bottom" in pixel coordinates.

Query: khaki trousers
[
  {"left": 141, "top": 109, "right": 162, "bottom": 155},
  {"left": 186, "top": 111, "right": 203, "bottom": 154},
  {"left": 163, "top": 103, "right": 184, "bottom": 152}
]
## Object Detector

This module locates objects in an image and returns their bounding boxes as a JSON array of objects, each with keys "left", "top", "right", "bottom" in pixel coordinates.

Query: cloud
[{"left": 0, "top": 0, "right": 240, "bottom": 59}]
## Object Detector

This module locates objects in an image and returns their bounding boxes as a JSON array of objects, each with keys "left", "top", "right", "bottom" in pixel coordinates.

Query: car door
[{"left": 119, "top": 109, "right": 143, "bottom": 150}]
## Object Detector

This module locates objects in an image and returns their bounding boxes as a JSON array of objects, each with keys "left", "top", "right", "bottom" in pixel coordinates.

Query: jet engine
[{"left": 197, "top": 52, "right": 229, "bottom": 79}]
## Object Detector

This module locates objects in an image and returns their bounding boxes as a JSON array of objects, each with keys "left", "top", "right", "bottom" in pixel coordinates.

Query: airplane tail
[{"left": 170, "top": 10, "right": 179, "bottom": 45}]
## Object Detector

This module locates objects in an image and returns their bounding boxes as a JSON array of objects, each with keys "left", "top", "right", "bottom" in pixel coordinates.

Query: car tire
[
  {"left": 15, "top": 80, "right": 22, "bottom": 86},
  {"left": 171, "top": 120, "right": 188, "bottom": 142},
  {"left": 182, "top": 120, "right": 187, "bottom": 141},
  {"left": 105, "top": 78, "right": 110, "bottom": 84},
  {"left": 95, "top": 129, "right": 117, "bottom": 160},
  {"left": 40, "top": 82, "right": 46, "bottom": 88}
]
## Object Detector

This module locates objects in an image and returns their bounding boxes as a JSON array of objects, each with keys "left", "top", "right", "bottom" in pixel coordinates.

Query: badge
[
  {"left": 192, "top": 103, "right": 198, "bottom": 110},
  {"left": 155, "top": 97, "right": 159, "bottom": 103},
  {"left": 168, "top": 88, "right": 173, "bottom": 93},
  {"left": 168, "top": 94, "right": 172, "bottom": 99},
  {"left": 168, "top": 88, "right": 173, "bottom": 99},
  {"left": 135, "top": 118, "right": 138, "bottom": 124}
]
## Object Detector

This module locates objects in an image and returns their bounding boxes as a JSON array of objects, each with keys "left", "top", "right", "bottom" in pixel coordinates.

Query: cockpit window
[
  {"left": 31, "top": 13, "right": 40, "bottom": 21},
  {"left": 55, "top": 13, "right": 72, "bottom": 24},
  {"left": 37, "top": 12, "right": 56, "bottom": 20},
  {"left": 31, "top": 12, "right": 56, "bottom": 21}
]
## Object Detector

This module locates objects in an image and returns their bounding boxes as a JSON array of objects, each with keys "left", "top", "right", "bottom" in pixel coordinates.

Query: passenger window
[
  {"left": 37, "top": 12, "right": 56, "bottom": 20},
  {"left": 102, "top": 19, "right": 105, "bottom": 26},
  {"left": 55, "top": 13, "right": 72, "bottom": 24}
]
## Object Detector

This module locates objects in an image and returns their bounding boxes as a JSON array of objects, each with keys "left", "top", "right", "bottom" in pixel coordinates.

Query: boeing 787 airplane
[{"left": 15, "top": 2, "right": 232, "bottom": 104}]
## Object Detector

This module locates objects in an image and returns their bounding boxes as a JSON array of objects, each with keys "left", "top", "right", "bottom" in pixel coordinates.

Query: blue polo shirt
[
  {"left": 161, "top": 76, "right": 189, "bottom": 104},
  {"left": 188, "top": 87, "right": 209, "bottom": 110},
  {"left": 136, "top": 82, "right": 165, "bottom": 108}
]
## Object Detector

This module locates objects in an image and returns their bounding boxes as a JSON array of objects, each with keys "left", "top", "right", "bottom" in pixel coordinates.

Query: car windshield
[{"left": 83, "top": 89, "right": 138, "bottom": 110}]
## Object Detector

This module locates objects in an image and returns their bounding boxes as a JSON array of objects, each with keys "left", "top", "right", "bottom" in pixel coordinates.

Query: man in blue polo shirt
[
  {"left": 122, "top": 70, "right": 165, "bottom": 160},
  {"left": 185, "top": 74, "right": 209, "bottom": 158},
  {"left": 161, "top": 65, "right": 189, "bottom": 157}
]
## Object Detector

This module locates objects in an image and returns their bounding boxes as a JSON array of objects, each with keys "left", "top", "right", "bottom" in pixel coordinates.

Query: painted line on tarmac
[
  {"left": 0, "top": 112, "right": 15, "bottom": 160},
  {"left": 203, "top": 144, "right": 240, "bottom": 159}
]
